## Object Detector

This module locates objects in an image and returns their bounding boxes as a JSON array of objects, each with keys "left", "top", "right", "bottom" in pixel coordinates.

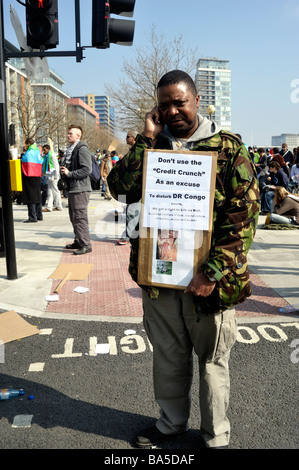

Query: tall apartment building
[
  {"left": 271, "top": 133, "right": 299, "bottom": 150},
  {"left": 195, "top": 57, "right": 231, "bottom": 130},
  {"left": 75, "top": 94, "right": 115, "bottom": 135}
]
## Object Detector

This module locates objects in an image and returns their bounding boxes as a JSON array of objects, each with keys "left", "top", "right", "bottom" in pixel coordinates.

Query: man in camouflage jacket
[{"left": 108, "top": 70, "right": 260, "bottom": 449}]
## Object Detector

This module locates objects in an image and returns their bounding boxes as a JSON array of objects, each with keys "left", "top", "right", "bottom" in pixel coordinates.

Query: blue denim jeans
[{"left": 261, "top": 190, "right": 274, "bottom": 212}]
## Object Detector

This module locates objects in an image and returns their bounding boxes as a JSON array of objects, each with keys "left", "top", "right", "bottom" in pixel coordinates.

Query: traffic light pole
[{"left": 0, "top": 0, "right": 18, "bottom": 279}]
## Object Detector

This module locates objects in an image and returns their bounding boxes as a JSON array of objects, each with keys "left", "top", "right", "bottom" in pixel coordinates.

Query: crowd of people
[
  {"left": 7, "top": 128, "right": 299, "bottom": 255},
  {"left": 6, "top": 127, "right": 137, "bottom": 254},
  {"left": 251, "top": 143, "right": 299, "bottom": 226}
]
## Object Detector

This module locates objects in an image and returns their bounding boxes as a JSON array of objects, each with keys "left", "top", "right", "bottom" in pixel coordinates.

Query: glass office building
[
  {"left": 195, "top": 58, "right": 231, "bottom": 130},
  {"left": 75, "top": 94, "right": 115, "bottom": 135}
]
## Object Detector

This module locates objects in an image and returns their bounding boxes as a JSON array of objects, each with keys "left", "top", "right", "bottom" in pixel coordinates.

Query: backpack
[{"left": 90, "top": 155, "right": 101, "bottom": 189}]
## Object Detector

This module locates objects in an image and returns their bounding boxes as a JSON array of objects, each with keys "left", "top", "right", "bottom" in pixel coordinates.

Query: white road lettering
[
  {"left": 52, "top": 338, "right": 82, "bottom": 358},
  {"left": 25, "top": 323, "right": 298, "bottom": 371},
  {"left": 120, "top": 334, "right": 146, "bottom": 354}
]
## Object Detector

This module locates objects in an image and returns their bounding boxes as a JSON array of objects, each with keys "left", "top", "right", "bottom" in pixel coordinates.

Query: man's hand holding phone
[{"left": 143, "top": 106, "right": 164, "bottom": 140}]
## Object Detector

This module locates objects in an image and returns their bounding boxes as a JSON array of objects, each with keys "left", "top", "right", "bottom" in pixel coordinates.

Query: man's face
[
  {"left": 282, "top": 145, "right": 288, "bottom": 152},
  {"left": 126, "top": 134, "right": 135, "bottom": 147},
  {"left": 67, "top": 128, "right": 81, "bottom": 144},
  {"left": 157, "top": 82, "right": 200, "bottom": 139}
]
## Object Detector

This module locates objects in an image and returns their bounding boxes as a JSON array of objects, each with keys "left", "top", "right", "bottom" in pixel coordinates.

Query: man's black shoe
[
  {"left": 23, "top": 219, "right": 37, "bottom": 223},
  {"left": 74, "top": 246, "right": 92, "bottom": 255},
  {"left": 65, "top": 242, "right": 80, "bottom": 249},
  {"left": 135, "top": 425, "right": 174, "bottom": 449}
]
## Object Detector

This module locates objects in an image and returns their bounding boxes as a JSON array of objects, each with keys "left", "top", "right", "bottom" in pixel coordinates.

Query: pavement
[{"left": 0, "top": 191, "right": 299, "bottom": 324}]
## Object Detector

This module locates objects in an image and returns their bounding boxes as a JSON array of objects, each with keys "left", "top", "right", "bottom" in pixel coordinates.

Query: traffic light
[
  {"left": 92, "top": 0, "right": 136, "bottom": 49},
  {"left": 26, "top": 0, "right": 59, "bottom": 50}
]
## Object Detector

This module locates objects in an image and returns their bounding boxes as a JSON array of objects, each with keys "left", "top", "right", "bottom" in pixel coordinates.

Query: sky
[{"left": 3, "top": 0, "right": 299, "bottom": 147}]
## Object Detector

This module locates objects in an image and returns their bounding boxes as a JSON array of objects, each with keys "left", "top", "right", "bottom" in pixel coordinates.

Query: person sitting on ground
[
  {"left": 268, "top": 186, "right": 299, "bottom": 225},
  {"left": 259, "top": 160, "right": 289, "bottom": 214},
  {"left": 288, "top": 160, "right": 299, "bottom": 193},
  {"left": 272, "top": 147, "right": 290, "bottom": 178},
  {"left": 255, "top": 148, "right": 268, "bottom": 178}
]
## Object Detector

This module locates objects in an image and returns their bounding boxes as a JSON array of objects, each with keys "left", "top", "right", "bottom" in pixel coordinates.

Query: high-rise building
[
  {"left": 195, "top": 57, "right": 231, "bottom": 130},
  {"left": 75, "top": 94, "right": 115, "bottom": 135}
]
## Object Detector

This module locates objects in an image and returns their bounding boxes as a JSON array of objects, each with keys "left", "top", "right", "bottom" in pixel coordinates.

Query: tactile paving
[{"left": 46, "top": 241, "right": 289, "bottom": 318}]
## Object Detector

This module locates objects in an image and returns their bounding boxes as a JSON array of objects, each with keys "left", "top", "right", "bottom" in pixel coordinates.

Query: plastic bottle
[
  {"left": 279, "top": 304, "right": 299, "bottom": 314},
  {"left": 0, "top": 389, "right": 25, "bottom": 400}
]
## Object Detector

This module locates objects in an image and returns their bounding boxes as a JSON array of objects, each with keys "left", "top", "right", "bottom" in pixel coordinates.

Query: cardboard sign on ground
[
  {"left": 108, "top": 138, "right": 119, "bottom": 152},
  {"left": 0, "top": 310, "right": 39, "bottom": 344},
  {"left": 48, "top": 264, "right": 93, "bottom": 281}
]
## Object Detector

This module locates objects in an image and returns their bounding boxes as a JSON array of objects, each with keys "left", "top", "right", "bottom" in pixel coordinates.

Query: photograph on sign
[{"left": 151, "top": 228, "right": 199, "bottom": 287}]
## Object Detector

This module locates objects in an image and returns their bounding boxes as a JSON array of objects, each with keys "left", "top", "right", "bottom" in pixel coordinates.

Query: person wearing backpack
[{"left": 60, "top": 125, "right": 92, "bottom": 255}]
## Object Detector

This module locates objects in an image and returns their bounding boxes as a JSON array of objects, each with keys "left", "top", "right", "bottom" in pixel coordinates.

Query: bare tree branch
[{"left": 105, "top": 25, "right": 199, "bottom": 133}]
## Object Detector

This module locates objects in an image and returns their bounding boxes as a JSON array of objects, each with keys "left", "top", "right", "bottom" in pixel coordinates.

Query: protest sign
[{"left": 138, "top": 150, "right": 217, "bottom": 289}]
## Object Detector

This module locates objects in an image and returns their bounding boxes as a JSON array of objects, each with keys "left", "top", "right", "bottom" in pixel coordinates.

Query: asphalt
[{"left": 0, "top": 191, "right": 299, "bottom": 324}]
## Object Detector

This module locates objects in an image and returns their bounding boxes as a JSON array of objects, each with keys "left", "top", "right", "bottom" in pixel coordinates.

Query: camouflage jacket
[{"left": 108, "top": 131, "right": 260, "bottom": 314}]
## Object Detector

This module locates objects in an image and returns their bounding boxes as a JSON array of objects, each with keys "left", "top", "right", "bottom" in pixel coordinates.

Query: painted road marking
[
  {"left": 39, "top": 329, "right": 53, "bottom": 335},
  {"left": 52, "top": 338, "right": 82, "bottom": 358},
  {"left": 28, "top": 362, "right": 45, "bottom": 372},
  {"left": 20, "top": 323, "right": 299, "bottom": 375}
]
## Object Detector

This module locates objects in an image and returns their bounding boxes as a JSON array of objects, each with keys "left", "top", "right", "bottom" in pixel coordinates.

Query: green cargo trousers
[{"left": 142, "top": 288, "right": 237, "bottom": 448}]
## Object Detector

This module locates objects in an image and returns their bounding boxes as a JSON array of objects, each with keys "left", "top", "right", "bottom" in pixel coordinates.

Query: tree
[
  {"left": 9, "top": 80, "right": 42, "bottom": 141},
  {"left": 9, "top": 79, "right": 67, "bottom": 148},
  {"left": 105, "top": 26, "right": 199, "bottom": 133}
]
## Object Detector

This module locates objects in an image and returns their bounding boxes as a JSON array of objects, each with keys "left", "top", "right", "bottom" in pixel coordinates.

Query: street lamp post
[{"left": 206, "top": 105, "right": 215, "bottom": 121}]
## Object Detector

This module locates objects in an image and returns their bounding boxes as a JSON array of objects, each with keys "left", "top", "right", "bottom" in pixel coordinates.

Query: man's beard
[{"left": 167, "top": 116, "right": 198, "bottom": 139}]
